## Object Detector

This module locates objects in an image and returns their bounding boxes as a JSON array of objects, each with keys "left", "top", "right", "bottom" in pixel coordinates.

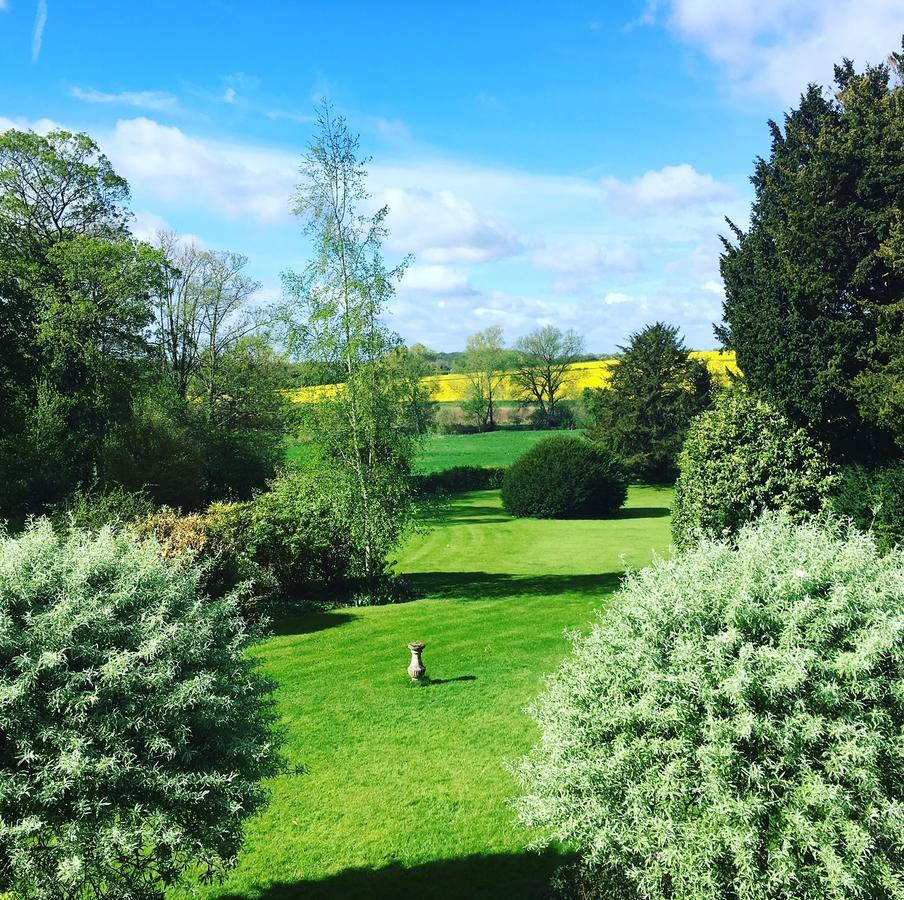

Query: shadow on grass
[
  {"left": 614, "top": 506, "right": 670, "bottom": 519},
  {"left": 269, "top": 611, "right": 359, "bottom": 637},
  {"left": 420, "top": 674, "right": 477, "bottom": 685},
  {"left": 218, "top": 849, "right": 575, "bottom": 900},
  {"left": 405, "top": 571, "right": 622, "bottom": 602}
]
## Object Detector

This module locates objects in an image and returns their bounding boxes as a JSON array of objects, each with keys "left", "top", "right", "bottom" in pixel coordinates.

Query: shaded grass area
[
  {"left": 177, "top": 485, "right": 672, "bottom": 899},
  {"left": 285, "top": 428, "right": 579, "bottom": 473}
]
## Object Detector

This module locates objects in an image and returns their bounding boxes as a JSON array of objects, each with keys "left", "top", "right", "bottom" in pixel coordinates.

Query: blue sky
[{"left": 1, "top": 1, "right": 901, "bottom": 351}]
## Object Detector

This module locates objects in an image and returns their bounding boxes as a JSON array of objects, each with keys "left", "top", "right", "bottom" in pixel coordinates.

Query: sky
[{"left": 1, "top": 1, "right": 902, "bottom": 352}]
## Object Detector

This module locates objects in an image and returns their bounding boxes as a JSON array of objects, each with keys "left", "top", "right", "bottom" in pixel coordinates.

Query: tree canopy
[{"left": 718, "top": 43, "right": 904, "bottom": 461}]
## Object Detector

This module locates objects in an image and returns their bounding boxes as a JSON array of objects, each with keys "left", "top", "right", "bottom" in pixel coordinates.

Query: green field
[
  {"left": 286, "top": 429, "right": 579, "bottom": 473},
  {"left": 183, "top": 484, "right": 672, "bottom": 899}
]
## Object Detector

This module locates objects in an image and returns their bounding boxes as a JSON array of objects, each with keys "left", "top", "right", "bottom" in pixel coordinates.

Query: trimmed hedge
[
  {"left": 517, "top": 512, "right": 904, "bottom": 900},
  {"left": 501, "top": 435, "right": 627, "bottom": 519},
  {"left": 412, "top": 465, "right": 506, "bottom": 496}
]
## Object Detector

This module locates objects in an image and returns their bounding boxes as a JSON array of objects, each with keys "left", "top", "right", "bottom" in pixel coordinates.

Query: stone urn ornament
[{"left": 407, "top": 641, "right": 427, "bottom": 681}]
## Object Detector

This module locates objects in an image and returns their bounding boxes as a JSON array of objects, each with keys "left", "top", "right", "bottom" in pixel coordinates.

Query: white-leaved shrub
[
  {"left": 0, "top": 520, "right": 283, "bottom": 899},
  {"left": 516, "top": 512, "right": 904, "bottom": 900}
]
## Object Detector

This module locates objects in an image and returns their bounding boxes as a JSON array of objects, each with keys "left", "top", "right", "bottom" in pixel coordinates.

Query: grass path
[{"left": 182, "top": 486, "right": 672, "bottom": 899}]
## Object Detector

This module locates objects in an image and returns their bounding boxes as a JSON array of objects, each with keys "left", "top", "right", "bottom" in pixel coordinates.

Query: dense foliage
[
  {"left": 586, "top": 322, "right": 712, "bottom": 482},
  {"left": 412, "top": 465, "right": 507, "bottom": 496},
  {"left": 501, "top": 436, "right": 626, "bottom": 518},
  {"left": 518, "top": 512, "right": 904, "bottom": 900},
  {"left": 0, "top": 520, "right": 282, "bottom": 898},
  {"left": 673, "top": 390, "right": 836, "bottom": 547},
  {"left": 0, "top": 128, "right": 289, "bottom": 524},
  {"left": 718, "top": 44, "right": 904, "bottom": 461},
  {"left": 830, "top": 462, "right": 904, "bottom": 554}
]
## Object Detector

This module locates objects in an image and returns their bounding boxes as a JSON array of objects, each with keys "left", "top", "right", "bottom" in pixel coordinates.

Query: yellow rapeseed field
[{"left": 287, "top": 349, "right": 739, "bottom": 403}]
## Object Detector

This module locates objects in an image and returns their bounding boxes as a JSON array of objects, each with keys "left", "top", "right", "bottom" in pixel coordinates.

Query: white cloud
[
  {"left": 604, "top": 291, "right": 634, "bottom": 305},
  {"left": 652, "top": 0, "right": 904, "bottom": 101},
  {"left": 0, "top": 1, "right": 8, "bottom": 11},
  {"left": 400, "top": 264, "right": 476, "bottom": 295},
  {"left": 531, "top": 239, "right": 643, "bottom": 292},
  {"left": 602, "top": 163, "right": 732, "bottom": 213},
  {"left": 0, "top": 114, "right": 61, "bottom": 135},
  {"left": 702, "top": 278, "right": 725, "bottom": 296},
  {"left": 31, "top": 0, "right": 47, "bottom": 62},
  {"left": 223, "top": 87, "right": 237, "bottom": 104},
  {"left": 104, "top": 117, "right": 296, "bottom": 223},
  {"left": 71, "top": 87, "right": 181, "bottom": 112},
  {"left": 377, "top": 186, "right": 522, "bottom": 264}
]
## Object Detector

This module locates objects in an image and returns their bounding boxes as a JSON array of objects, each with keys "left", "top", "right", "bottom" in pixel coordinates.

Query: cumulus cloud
[
  {"left": 604, "top": 291, "right": 634, "bottom": 305},
  {"left": 400, "top": 264, "right": 476, "bottom": 296},
  {"left": 71, "top": 86, "right": 181, "bottom": 112},
  {"left": 104, "top": 117, "right": 296, "bottom": 223},
  {"left": 378, "top": 186, "right": 522, "bottom": 264},
  {"left": 602, "top": 163, "right": 732, "bottom": 214},
  {"left": 647, "top": 0, "right": 903, "bottom": 101}
]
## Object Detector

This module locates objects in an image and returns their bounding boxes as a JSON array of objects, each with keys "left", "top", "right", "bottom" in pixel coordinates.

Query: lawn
[
  {"left": 180, "top": 484, "right": 673, "bottom": 899},
  {"left": 286, "top": 429, "right": 580, "bottom": 473}
]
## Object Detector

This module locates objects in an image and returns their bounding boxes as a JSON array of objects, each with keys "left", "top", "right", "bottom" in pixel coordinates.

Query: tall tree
[
  {"left": 718, "top": 44, "right": 904, "bottom": 461},
  {"left": 0, "top": 129, "right": 163, "bottom": 517},
  {"left": 512, "top": 325, "right": 584, "bottom": 427},
  {"left": 586, "top": 322, "right": 712, "bottom": 483},
  {"left": 154, "top": 232, "right": 263, "bottom": 411},
  {"left": 461, "top": 326, "right": 507, "bottom": 431},
  {"left": 280, "top": 102, "right": 413, "bottom": 584}
]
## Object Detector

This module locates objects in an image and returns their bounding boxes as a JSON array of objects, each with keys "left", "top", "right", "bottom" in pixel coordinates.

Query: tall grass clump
[
  {"left": 517, "top": 512, "right": 904, "bottom": 900},
  {"left": 0, "top": 520, "right": 282, "bottom": 898}
]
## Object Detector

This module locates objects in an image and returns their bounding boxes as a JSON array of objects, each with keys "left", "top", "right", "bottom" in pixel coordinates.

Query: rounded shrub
[
  {"left": 517, "top": 512, "right": 904, "bottom": 900},
  {"left": 672, "top": 390, "right": 837, "bottom": 548},
  {"left": 501, "top": 435, "right": 627, "bottom": 519},
  {"left": 0, "top": 520, "right": 282, "bottom": 897}
]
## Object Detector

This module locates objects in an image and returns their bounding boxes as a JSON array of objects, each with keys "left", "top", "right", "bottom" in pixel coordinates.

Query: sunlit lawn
[
  {"left": 284, "top": 428, "right": 579, "bottom": 473},
  {"left": 179, "top": 485, "right": 672, "bottom": 899}
]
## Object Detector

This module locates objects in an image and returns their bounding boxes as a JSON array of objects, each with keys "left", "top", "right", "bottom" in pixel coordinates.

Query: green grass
[
  {"left": 285, "top": 428, "right": 578, "bottom": 473},
  {"left": 179, "top": 485, "right": 672, "bottom": 899}
]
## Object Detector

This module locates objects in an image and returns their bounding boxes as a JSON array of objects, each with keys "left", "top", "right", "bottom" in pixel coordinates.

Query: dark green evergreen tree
[
  {"left": 585, "top": 322, "right": 711, "bottom": 483},
  {"left": 718, "top": 42, "right": 904, "bottom": 461}
]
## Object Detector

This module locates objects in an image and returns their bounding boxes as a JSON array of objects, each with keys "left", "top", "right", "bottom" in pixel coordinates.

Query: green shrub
[
  {"left": 0, "top": 519, "right": 282, "bottom": 898},
  {"left": 501, "top": 436, "right": 627, "bottom": 518},
  {"left": 130, "top": 502, "right": 262, "bottom": 607},
  {"left": 830, "top": 462, "right": 904, "bottom": 553},
  {"left": 247, "top": 468, "right": 368, "bottom": 600},
  {"left": 672, "top": 390, "right": 836, "bottom": 548},
  {"left": 51, "top": 484, "right": 156, "bottom": 532},
  {"left": 412, "top": 465, "right": 507, "bottom": 495},
  {"left": 517, "top": 512, "right": 904, "bottom": 900}
]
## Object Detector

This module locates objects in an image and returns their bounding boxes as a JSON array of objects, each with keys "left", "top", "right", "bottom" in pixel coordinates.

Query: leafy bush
[
  {"left": 830, "top": 462, "right": 904, "bottom": 553},
  {"left": 0, "top": 519, "right": 282, "bottom": 898},
  {"left": 517, "top": 512, "right": 904, "bottom": 900},
  {"left": 501, "top": 436, "right": 627, "bottom": 518},
  {"left": 412, "top": 465, "right": 506, "bottom": 496},
  {"left": 672, "top": 390, "right": 836, "bottom": 548},
  {"left": 247, "top": 468, "right": 373, "bottom": 600},
  {"left": 51, "top": 484, "right": 156, "bottom": 532},
  {"left": 130, "top": 502, "right": 263, "bottom": 608}
]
